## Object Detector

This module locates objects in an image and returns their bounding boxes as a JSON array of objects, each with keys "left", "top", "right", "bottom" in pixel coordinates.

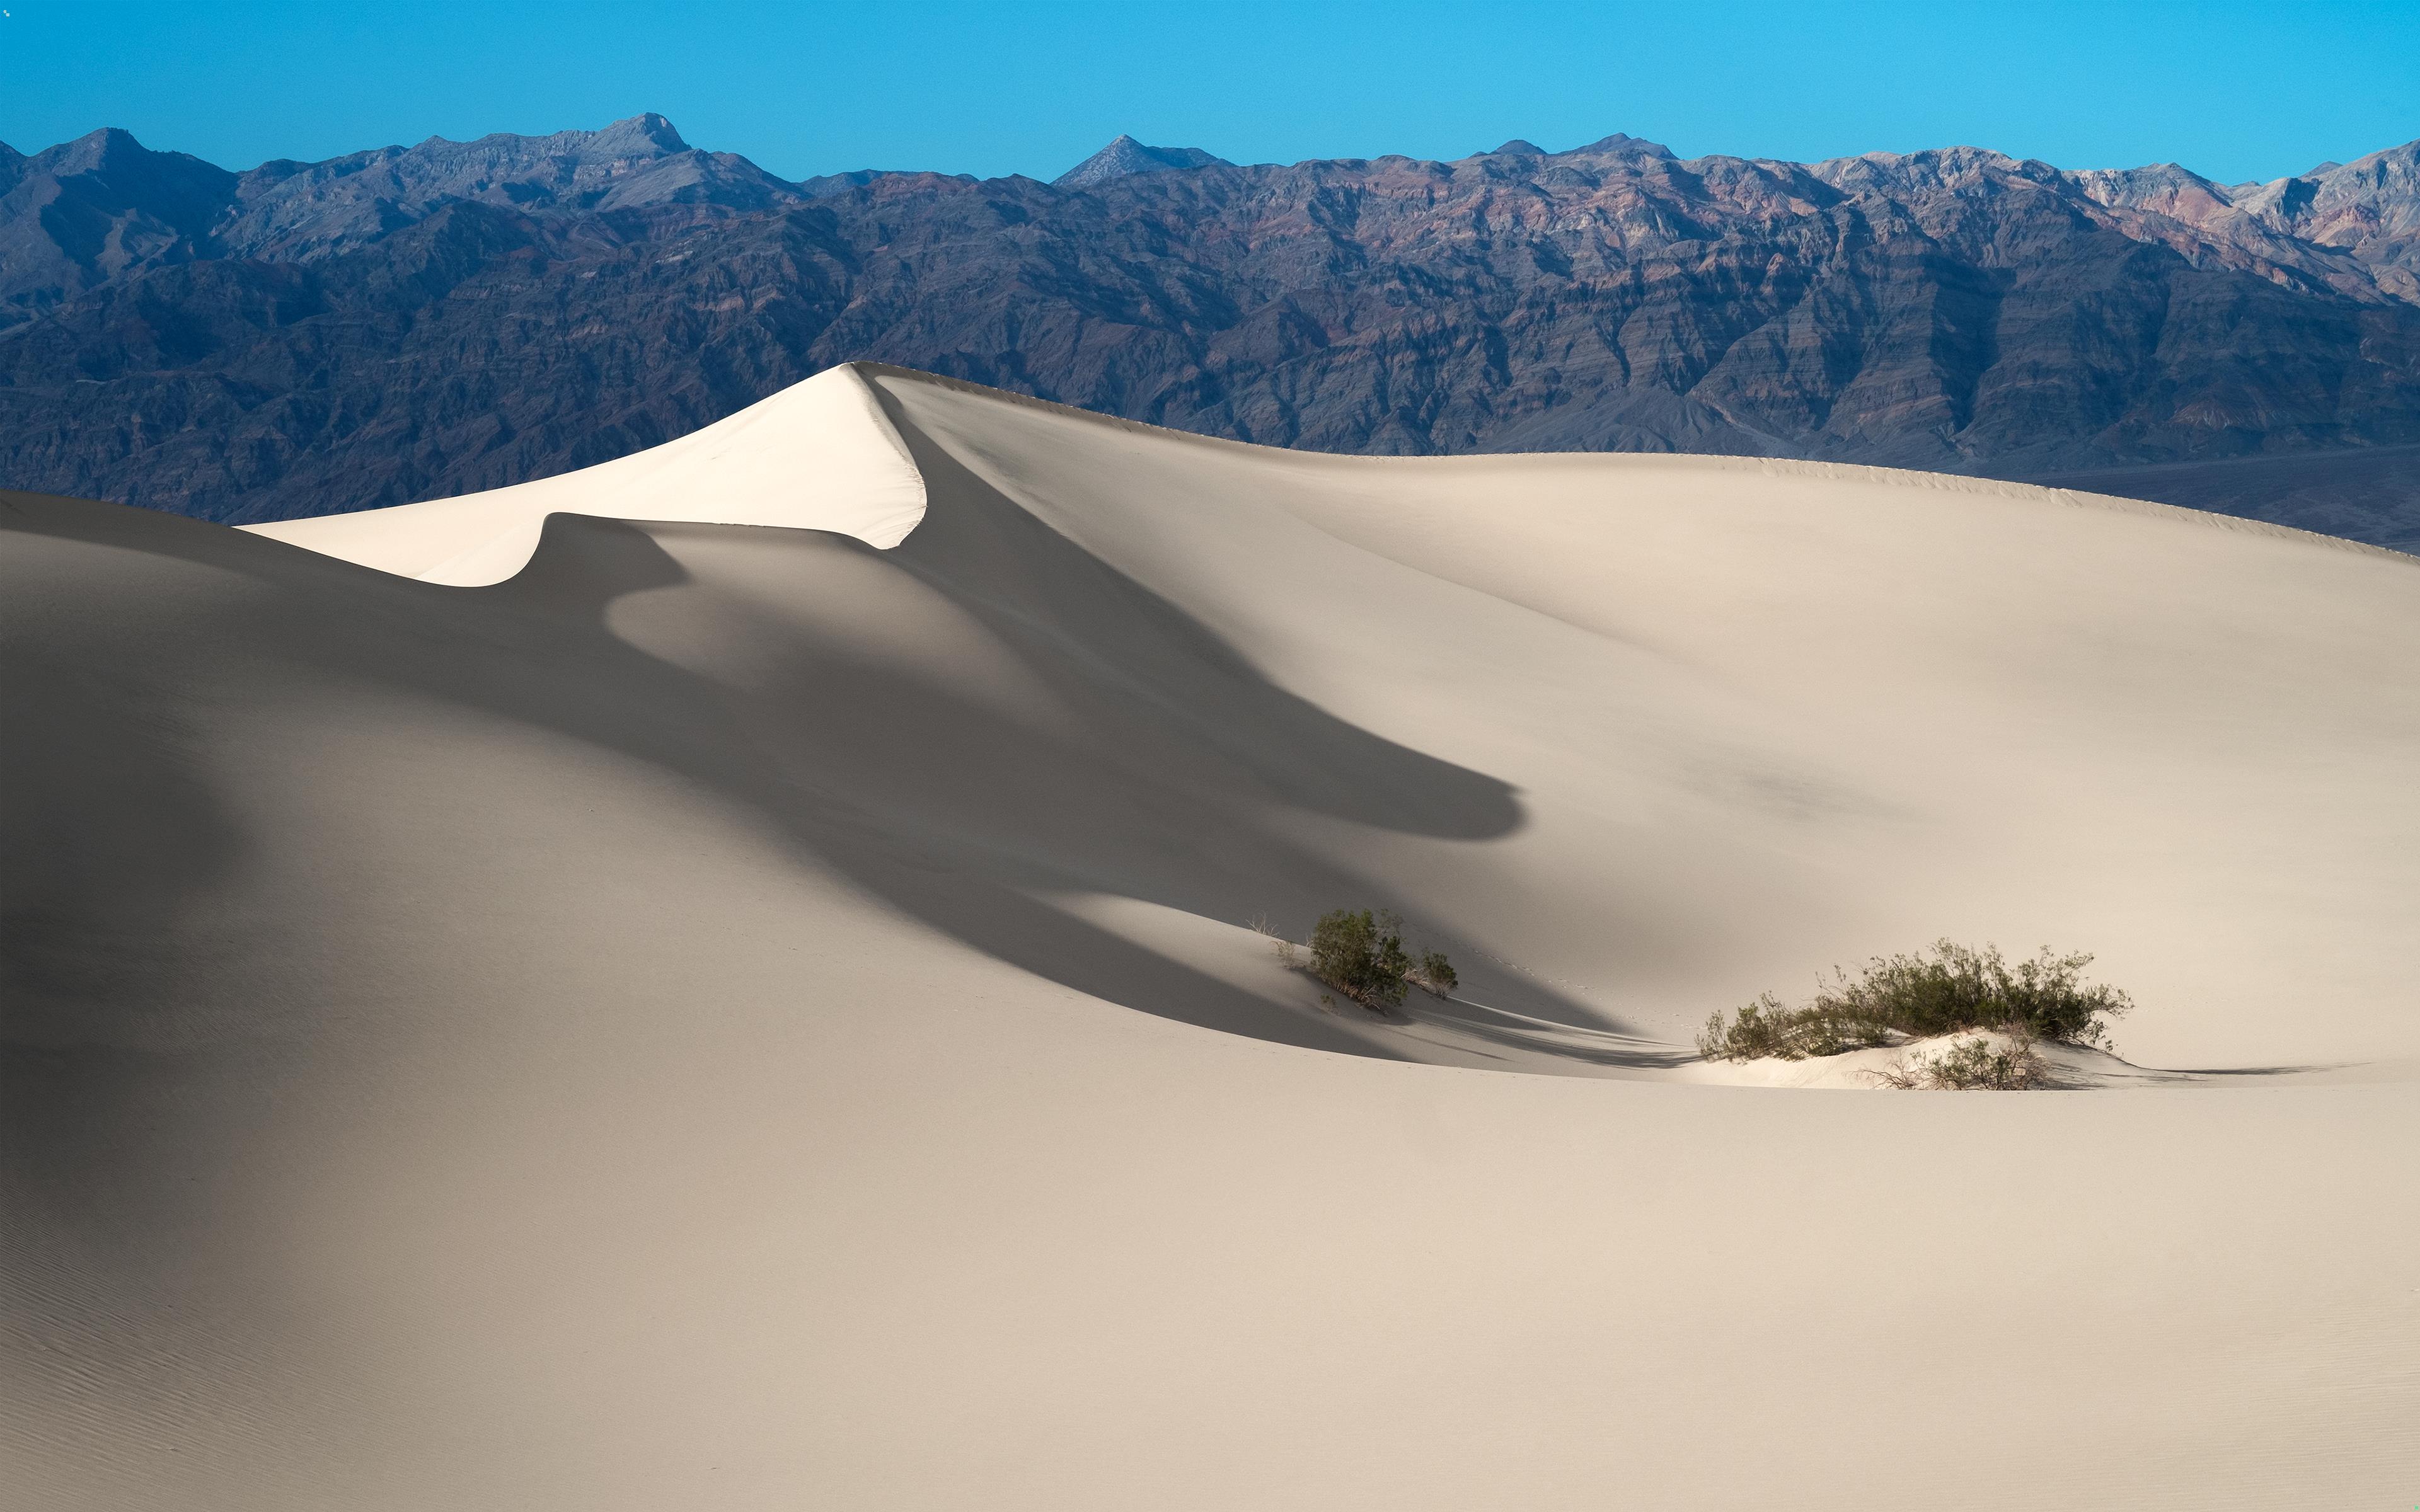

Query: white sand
[
  {"left": 241, "top": 362, "right": 926, "bottom": 582},
  {"left": 4, "top": 364, "right": 2416, "bottom": 1508}
]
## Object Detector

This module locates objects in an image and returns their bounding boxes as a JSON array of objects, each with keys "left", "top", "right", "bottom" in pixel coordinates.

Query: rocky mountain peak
[
  {"left": 2071, "top": 161, "right": 2237, "bottom": 222},
  {"left": 40, "top": 126, "right": 149, "bottom": 173},
  {"left": 212, "top": 112, "right": 797, "bottom": 261},
  {"left": 26, "top": 126, "right": 235, "bottom": 198},
  {"left": 0, "top": 127, "right": 236, "bottom": 323},
  {"left": 1571, "top": 132, "right": 1674, "bottom": 158},
  {"left": 582, "top": 112, "right": 692, "bottom": 159},
  {"left": 398, "top": 112, "right": 694, "bottom": 175},
  {"left": 1054, "top": 135, "right": 1233, "bottom": 190}
]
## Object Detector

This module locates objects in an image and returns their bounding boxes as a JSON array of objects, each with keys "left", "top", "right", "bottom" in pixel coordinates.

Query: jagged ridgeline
[{"left": 1, "top": 117, "right": 2416, "bottom": 543}]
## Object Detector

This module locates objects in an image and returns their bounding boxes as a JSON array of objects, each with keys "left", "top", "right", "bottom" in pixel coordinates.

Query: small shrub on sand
[
  {"left": 1311, "top": 908, "right": 1413, "bottom": 1009},
  {"left": 1865, "top": 1029, "right": 2047, "bottom": 1091},
  {"left": 1700, "top": 990, "right": 1883, "bottom": 1060},
  {"left": 1409, "top": 949, "right": 1458, "bottom": 998},
  {"left": 1698, "top": 941, "right": 2130, "bottom": 1065},
  {"left": 1261, "top": 907, "right": 1458, "bottom": 1012}
]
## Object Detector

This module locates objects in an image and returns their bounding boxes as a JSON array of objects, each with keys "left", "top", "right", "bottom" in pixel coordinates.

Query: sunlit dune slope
[{"left": 241, "top": 362, "right": 926, "bottom": 582}]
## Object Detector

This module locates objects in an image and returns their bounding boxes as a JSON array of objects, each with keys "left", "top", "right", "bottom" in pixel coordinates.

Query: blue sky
[{"left": 4, "top": 1, "right": 2413, "bottom": 184}]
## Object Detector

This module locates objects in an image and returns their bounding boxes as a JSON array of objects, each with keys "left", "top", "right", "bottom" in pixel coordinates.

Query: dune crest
[{"left": 240, "top": 362, "right": 925, "bottom": 583}]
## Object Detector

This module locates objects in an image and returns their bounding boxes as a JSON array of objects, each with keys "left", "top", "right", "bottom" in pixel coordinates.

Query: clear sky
[{"left": 4, "top": 0, "right": 2414, "bottom": 185}]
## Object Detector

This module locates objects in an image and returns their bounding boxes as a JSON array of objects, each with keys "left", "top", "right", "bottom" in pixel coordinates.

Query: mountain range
[{"left": 2, "top": 113, "right": 2416, "bottom": 544}]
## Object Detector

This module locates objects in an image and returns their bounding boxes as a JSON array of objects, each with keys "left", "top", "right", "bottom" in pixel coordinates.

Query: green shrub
[
  {"left": 1310, "top": 908, "right": 1412, "bottom": 1008},
  {"left": 1695, "top": 990, "right": 1895, "bottom": 1060},
  {"left": 1269, "top": 907, "right": 1457, "bottom": 1011},
  {"left": 1928, "top": 1034, "right": 2046, "bottom": 1090},
  {"left": 1866, "top": 1029, "right": 2047, "bottom": 1091},
  {"left": 1410, "top": 949, "right": 1458, "bottom": 997},
  {"left": 1698, "top": 941, "right": 2130, "bottom": 1063}
]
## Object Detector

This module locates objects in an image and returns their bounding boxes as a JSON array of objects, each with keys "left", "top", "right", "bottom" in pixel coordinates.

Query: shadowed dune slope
[{"left": 4, "top": 365, "right": 2417, "bottom": 1509}]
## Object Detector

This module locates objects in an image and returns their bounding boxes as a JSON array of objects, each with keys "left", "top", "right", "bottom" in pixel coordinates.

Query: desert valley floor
[{"left": 4, "top": 364, "right": 2417, "bottom": 1508}]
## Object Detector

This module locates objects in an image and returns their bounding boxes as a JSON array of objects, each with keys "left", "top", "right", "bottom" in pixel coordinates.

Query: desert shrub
[
  {"left": 1265, "top": 907, "right": 1456, "bottom": 1011},
  {"left": 1697, "top": 993, "right": 1797, "bottom": 1060},
  {"left": 1926, "top": 1034, "right": 2045, "bottom": 1090},
  {"left": 1693, "top": 992, "right": 1894, "bottom": 1062},
  {"left": 1865, "top": 1030, "right": 2046, "bottom": 1091},
  {"left": 1815, "top": 941, "right": 2128, "bottom": 1047},
  {"left": 1699, "top": 941, "right": 2130, "bottom": 1063},
  {"left": 1310, "top": 908, "right": 1412, "bottom": 1008}
]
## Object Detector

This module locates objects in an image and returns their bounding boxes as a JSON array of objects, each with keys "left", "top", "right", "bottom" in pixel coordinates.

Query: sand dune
[
  {"left": 5, "top": 364, "right": 2416, "bottom": 1508},
  {"left": 241, "top": 362, "right": 927, "bottom": 582}
]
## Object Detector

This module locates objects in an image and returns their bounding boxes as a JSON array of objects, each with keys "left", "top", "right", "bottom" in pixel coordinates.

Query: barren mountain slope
[{"left": 2, "top": 120, "right": 2418, "bottom": 542}]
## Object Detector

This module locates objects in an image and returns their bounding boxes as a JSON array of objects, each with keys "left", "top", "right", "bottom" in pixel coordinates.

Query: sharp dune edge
[
  {"left": 239, "top": 364, "right": 930, "bottom": 582},
  {"left": 4, "top": 363, "right": 2417, "bottom": 1508}
]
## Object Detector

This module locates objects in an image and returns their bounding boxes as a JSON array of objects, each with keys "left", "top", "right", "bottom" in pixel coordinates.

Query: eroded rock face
[{"left": 2, "top": 118, "right": 2417, "bottom": 536}]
